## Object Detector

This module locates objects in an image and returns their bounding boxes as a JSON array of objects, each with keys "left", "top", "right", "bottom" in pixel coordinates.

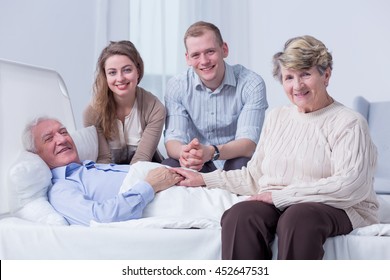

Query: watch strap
[{"left": 212, "top": 145, "right": 220, "bottom": 161}]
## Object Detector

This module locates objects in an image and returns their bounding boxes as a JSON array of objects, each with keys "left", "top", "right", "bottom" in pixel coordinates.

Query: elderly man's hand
[{"left": 145, "top": 167, "right": 183, "bottom": 193}]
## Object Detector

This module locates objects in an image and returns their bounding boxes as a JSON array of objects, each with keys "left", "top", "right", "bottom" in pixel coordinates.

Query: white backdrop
[{"left": 1, "top": 0, "right": 389, "bottom": 129}]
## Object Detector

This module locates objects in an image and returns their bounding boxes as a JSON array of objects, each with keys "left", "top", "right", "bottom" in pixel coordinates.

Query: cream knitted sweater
[{"left": 203, "top": 101, "right": 379, "bottom": 229}]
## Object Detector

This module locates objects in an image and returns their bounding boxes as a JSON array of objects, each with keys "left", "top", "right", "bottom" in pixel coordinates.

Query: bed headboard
[
  {"left": 0, "top": 59, "right": 76, "bottom": 215},
  {"left": 353, "top": 96, "right": 390, "bottom": 194}
]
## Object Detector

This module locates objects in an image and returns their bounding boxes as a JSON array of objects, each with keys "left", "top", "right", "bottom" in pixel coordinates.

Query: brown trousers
[{"left": 221, "top": 201, "right": 353, "bottom": 260}]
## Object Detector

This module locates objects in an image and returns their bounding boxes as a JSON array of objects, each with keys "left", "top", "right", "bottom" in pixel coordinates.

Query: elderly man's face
[{"left": 32, "top": 119, "right": 80, "bottom": 169}]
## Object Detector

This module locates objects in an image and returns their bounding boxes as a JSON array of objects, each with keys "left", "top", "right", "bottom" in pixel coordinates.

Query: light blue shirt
[
  {"left": 164, "top": 63, "right": 268, "bottom": 167},
  {"left": 49, "top": 161, "right": 154, "bottom": 226}
]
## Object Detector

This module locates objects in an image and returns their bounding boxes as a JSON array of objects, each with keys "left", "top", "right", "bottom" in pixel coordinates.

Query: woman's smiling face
[
  {"left": 105, "top": 54, "right": 139, "bottom": 99},
  {"left": 281, "top": 66, "right": 331, "bottom": 113}
]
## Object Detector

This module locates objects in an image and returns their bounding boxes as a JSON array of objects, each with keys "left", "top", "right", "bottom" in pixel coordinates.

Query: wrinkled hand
[
  {"left": 145, "top": 167, "right": 183, "bottom": 193},
  {"left": 246, "top": 192, "right": 273, "bottom": 205},
  {"left": 171, "top": 167, "right": 205, "bottom": 187}
]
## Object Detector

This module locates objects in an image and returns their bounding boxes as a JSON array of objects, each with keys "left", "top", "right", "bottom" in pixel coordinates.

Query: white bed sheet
[
  {"left": 1, "top": 215, "right": 390, "bottom": 260},
  {"left": 0, "top": 217, "right": 221, "bottom": 260}
]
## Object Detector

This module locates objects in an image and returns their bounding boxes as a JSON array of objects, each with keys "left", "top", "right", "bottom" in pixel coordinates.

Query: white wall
[
  {"left": 1, "top": 0, "right": 389, "bottom": 129},
  {"left": 185, "top": 0, "right": 390, "bottom": 110},
  {"left": 245, "top": 0, "right": 390, "bottom": 110},
  {"left": 0, "top": 0, "right": 130, "bottom": 129}
]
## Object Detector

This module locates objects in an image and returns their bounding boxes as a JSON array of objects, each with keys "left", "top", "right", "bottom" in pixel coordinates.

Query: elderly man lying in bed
[{"left": 22, "top": 117, "right": 183, "bottom": 226}]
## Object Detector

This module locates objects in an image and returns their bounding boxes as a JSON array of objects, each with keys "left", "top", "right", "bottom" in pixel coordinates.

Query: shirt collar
[
  {"left": 51, "top": 160, "right": 95, "bottom": 179},
  {"left": 194, "top": 62, "right": 236, "bottom": 93}
]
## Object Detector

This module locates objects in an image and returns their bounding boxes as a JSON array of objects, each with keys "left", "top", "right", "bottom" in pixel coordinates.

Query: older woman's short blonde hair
[{"left": 272, "top": 35, "right": 333, "bottom": 83}]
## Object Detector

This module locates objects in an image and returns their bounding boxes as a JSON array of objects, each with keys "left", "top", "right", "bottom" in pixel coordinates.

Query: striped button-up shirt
[{"left": 164, "top": 62, "right": 268, "bottom": 167}]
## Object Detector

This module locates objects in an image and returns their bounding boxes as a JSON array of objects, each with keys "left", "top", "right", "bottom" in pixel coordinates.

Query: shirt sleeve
[
  {"left": 235, "top": 75, "right": 268, "bottom": 144},
  {"left": 164, "top": 77, "right": 190, "bottom": 144},
  {"left": 48, "top": 180, "right": 155, "bottom": 226}
]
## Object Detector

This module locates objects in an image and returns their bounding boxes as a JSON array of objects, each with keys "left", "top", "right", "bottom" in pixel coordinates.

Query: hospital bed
[{"left": 0, "top": 59, "right": 389, "bottom": 259}]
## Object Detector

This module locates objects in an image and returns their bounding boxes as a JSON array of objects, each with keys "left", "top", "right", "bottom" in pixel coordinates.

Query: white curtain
[{"left": 128, "top": 0, "right": 252, "bottom": 101}]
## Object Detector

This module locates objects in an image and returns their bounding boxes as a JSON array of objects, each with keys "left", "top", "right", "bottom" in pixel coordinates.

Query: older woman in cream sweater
[{"left": 174, "top": 35, "right": 379, "bottom": 260}]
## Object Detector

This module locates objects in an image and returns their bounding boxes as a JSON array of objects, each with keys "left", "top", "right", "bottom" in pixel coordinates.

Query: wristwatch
[{"left": 212, "top": 145, "right": 220, "bottom": 161}]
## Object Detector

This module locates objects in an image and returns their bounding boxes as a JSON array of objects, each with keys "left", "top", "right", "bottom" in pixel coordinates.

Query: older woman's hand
[
  {"left": 246, "top": 192, "right": 273, "bottom": 205},
  {"left": 171, "top": 167, "right": 205, "bottom": 187}
]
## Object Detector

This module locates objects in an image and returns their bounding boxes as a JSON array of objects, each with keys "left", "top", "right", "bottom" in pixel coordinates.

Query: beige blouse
[
  {"left": 83, "top": 87, "right": 166, "bottom": 164},
  {"left": 108, "top": 101, "right": 142, "bottom": 164}
]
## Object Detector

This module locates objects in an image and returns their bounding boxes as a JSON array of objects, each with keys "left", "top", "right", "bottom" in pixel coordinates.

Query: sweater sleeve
[
  {"left": 201, "top": 112, "right": 270, "bottom": 195},
  {"left": 82, "top": 105, "right": 112, "bottom": 163},
  {"left": 272, "top": 115, "right": 377, "bottom": 210}
]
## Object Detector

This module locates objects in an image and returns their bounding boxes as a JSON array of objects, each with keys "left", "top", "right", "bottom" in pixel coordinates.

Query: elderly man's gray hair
[{"left": 22, "top": 116, "right": 60, "bottom": 153}]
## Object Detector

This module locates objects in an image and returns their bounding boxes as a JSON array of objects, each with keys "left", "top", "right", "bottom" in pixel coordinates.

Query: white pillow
[
  {"left": 71, "top": 125, "right": 98, "bottom": 162},
  {"left": 8, "top": 151, "right": 68, "bottom": 225},
  {"left": 7, "top": 126, "right": 98, "bottom": 225},
  {"left": 120, "top": 161, "right": 246, "bottom": 221}
]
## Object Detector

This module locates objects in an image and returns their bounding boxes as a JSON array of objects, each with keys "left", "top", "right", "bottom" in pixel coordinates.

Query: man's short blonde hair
[{"left": 184, "top": 21, "right": 224, "bottom": 50}]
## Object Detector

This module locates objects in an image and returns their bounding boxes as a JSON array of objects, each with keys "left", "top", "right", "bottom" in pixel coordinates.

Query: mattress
[
  {"left": 0, "top": 217, "right": 221, "bottom": 259},
  {"left": 1, "top": 206, "right": 390, "bottom": 260}
]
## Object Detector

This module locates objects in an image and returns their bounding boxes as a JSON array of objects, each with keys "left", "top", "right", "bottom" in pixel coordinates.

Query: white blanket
[
  {"left": 90, "top": 217, "right": 220, "bottom": 229},
  {"left": 350, "top": 223, "right": 390, "bottom": 236},
  {"left": 91, "top": 162, "right": 247, "bottom": 228},
  {"left": 91, "top": 162, "right": 390, "bottom": 234}
]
